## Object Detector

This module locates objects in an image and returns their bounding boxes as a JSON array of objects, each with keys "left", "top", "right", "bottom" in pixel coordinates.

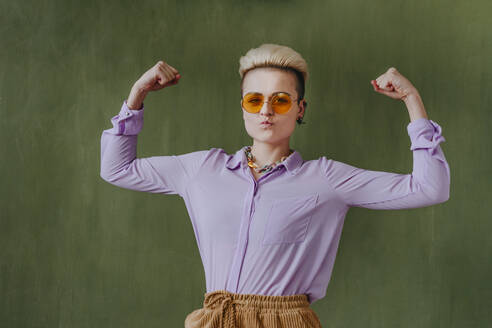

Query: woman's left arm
[{"left": 322, "top": 67, "right": 450, "bottom": 210}]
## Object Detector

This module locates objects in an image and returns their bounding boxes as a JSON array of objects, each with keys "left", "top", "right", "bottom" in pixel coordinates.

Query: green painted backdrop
[{"left": 1, "top": 0, "right": 490, "bottom": 327}]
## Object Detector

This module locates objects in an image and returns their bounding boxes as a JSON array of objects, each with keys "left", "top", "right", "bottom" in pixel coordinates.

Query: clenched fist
[
  {"left": 126, "top": 60, "right": 181, "bottom": 110},
  {"left": 370, "top": 67, "right": 418, "bottom": 101},
  {"left": 134, "top": 60, "right": 181, "bottom": 93}
]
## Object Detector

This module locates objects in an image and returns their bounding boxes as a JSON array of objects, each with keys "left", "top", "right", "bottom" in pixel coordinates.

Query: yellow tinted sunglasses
[{"left": 241, "top": 92, "right": 300, "bottom": 114}]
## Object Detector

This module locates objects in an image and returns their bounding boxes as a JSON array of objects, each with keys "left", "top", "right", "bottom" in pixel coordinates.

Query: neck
[{"left": 250, "top": 140, "right": 292, "bottom": 167}]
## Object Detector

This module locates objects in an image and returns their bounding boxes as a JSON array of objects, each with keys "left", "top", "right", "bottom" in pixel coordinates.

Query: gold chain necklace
[{"left": 244, "top": 146, "right": 293, "bottom": 174}]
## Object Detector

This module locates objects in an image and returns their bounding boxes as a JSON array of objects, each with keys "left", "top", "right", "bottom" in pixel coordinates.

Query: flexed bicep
[
  {"left": 322, "top": 118, "right": 450, "bottom": 210},
  {"left": 100, "top": 100, "right": 208, "bottom": 197},
  {"left": 324, "top": 159, "right": 446, "bottom": 210}
]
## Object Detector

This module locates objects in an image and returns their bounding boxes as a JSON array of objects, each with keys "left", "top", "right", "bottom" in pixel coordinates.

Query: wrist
[
  {"left": 403, "top": 93, "right": 428, "bottom": 121},
  {"left": 127, "top": 85, "right": 148, "bottom": 111},
  {"left": 132, "top": 83, "right": 149, "bottom": 96},
  {"left": 402, "top": 90, "right": 421, "bottom": 103}
]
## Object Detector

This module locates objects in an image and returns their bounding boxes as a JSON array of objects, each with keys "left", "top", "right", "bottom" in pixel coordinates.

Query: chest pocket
[{"left": 262, "top": 194, "right": 319, "bottom": 245}]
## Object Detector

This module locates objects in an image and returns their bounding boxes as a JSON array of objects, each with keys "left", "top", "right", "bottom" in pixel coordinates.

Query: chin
[{"left": 245, "top": 129, "right": 286, "bottom": 144}]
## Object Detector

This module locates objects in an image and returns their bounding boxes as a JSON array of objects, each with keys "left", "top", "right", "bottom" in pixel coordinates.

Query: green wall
[{"left": 1, "top": 0, "right": 490, "bottom": 327}]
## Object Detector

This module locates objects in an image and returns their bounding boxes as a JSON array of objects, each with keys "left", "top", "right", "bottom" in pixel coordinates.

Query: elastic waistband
[{"left": 203, "top": 289, "right": 310, "bottom": 310}]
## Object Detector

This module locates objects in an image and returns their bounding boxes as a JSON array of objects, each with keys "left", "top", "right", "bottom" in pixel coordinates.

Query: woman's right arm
[{"left": 100, "top": 61, "right": 208, "bottom": 197}]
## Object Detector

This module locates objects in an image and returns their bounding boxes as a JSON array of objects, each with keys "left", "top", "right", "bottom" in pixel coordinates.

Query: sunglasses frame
[{"left": 240, "top": 91, "right": 301, "bottom": 114}]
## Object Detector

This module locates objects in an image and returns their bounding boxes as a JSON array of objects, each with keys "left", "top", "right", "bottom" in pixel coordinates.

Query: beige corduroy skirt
[{"left": 184, "top": 289, "right": 322, "bottom": 328}]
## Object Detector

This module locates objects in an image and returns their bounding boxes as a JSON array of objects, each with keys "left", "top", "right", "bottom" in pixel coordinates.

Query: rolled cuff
[
  {"left": 407, "top": 117, "right": 446, "bottom": 156},
  {"left": 106, "top": 100, "right": 145, "bottom": 135}
]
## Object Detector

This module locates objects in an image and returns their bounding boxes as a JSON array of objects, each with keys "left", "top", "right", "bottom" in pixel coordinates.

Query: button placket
[
  {"left": 226, "top": 164, "right": 286, "bottom": 292},
  {"left": 226, "top": 166, "right": 259, "bottom": 292}
]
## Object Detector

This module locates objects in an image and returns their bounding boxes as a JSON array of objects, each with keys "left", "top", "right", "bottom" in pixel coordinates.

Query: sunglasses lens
[
  {"left": 241, "top": 92, "right": 293, "bottom": 114},
  {"left": 271, "top": 93, "right": 292, "bottom": 114},
  {"left": 242, "top": 93, "right": 264, "bottom": 113}
]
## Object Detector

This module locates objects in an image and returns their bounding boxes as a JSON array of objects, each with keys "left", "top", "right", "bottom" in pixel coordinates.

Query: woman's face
[{"left": 241, "top": 67, "right": 305, "bottom": 146}]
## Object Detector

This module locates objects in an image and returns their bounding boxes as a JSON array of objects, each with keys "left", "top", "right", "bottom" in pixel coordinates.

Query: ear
[{"left": 298, "top": 99, "right": 307, "bottom": 116}]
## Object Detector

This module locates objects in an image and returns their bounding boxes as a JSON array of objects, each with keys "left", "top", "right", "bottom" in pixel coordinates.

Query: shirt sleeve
[
  {"left": 100, "top": 99, "right": 209, "bottom": 197},
  {"left": 323, "top": 117, "right": 451, "bottom": 210}
]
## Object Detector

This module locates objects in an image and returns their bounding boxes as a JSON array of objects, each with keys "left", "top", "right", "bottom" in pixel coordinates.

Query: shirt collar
[{"left": 225, "top": 145, "right": 304, "bottom": 175}]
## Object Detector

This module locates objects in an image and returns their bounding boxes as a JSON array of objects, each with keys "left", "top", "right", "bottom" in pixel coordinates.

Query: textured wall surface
[{"left": 1, "top": 0, "right": 490, "bottom": 327}]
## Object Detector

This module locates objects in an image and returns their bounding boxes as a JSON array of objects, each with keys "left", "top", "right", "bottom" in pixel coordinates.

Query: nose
[{"left": 259, "top": 100, "right": 274, "bottom": 117}]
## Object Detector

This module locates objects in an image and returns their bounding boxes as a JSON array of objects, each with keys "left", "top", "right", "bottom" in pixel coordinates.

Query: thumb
[
  {"left": 157, "top": 72, "right": 167, "bottom": 85},
  {"left": 371, "top": 81, "right": 400, "bottom": 99}
]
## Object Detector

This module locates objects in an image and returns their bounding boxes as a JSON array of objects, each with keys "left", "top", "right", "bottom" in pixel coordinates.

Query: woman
[{"left": 100, "top": 44, "right": 450, "bottom": 327}]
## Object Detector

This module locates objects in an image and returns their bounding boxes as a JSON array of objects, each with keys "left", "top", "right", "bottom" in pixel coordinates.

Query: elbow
[
  {"left": 436, "top": 163, "right": 451, "bottom": 204},
  {"left": 100, "top": 170, "right": 117, "bottom": 183},
  {"left": 435, "top": 189, "right": 450, "bottom": 204},
  {"left": 100, "top": 160, "right": 133, "bottom": 184},
  {"left": 100, "top": 171, "right": 110, "bottom": 183},
  {"left": 100, "top": 165, "right": 130, "bottom": 185},
  {"left": 419, "top": 170, "right": 450, "bottom": 205},
  {"left": 430, "top": 183, "right": 450, "bottom": 204},
  {"left": 100, "top": 161, "right": 122, "bottom": 183}
]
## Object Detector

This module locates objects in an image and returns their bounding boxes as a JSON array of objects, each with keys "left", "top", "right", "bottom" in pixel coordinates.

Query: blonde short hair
[
  {"left": 239, "top": 43, "right": 309, "bottom": 83},
  {"left": 238, "top": 43, "right": 309, "bottom": 125}
]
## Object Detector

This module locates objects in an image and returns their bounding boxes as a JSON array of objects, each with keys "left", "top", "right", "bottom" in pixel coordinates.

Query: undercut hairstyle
[{"left": 238, "top": 43, "right": 309, "bottom": 125}]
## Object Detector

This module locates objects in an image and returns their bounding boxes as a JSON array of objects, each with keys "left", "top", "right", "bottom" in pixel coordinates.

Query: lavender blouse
[{"left": 100, "top": 100, "right": 451, "bottom": 304}]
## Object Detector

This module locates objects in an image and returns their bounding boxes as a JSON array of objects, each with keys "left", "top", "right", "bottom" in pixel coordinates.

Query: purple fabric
[{"left": 100, "top": 100, "right": 451, "bottom": 304}]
